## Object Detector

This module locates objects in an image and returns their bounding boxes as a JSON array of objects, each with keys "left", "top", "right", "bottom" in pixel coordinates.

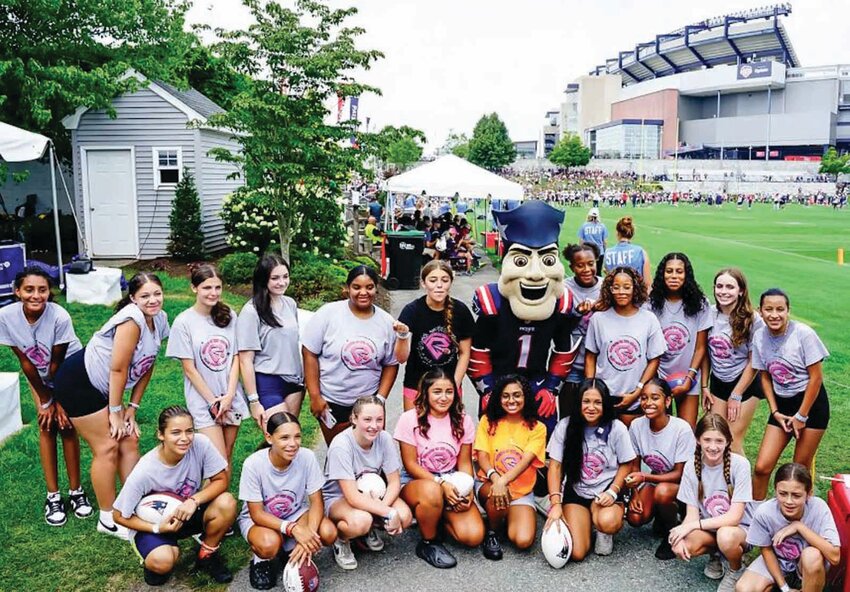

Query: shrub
[
  {"left": 220, "top": 188, "right": 278, "bottom": 254},
  {"left": 219, "top": 251, "right": 258, "bottom": 284},
  {"left": 168, "top": 170, "right": 205, "bottom": 259}
]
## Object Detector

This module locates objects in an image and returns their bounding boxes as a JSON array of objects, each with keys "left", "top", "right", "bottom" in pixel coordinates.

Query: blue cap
[{"left": 493, "top": 200, "right": 564, "bottom": 249}]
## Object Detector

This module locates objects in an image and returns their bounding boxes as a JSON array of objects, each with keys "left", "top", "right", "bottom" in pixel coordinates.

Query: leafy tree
[
  {"left": 386, "top": 137, "right": 422, "bottom": 170},
  {"left": 0, "top": 0, "right": 194, "bottom": 163},
  {"left": 168, "top": 169, "right": 205, "bottom": 259},
  {"left": 207, "top": 0, "right": 382, "bottom": 261},
  {"left": 468, "top": 113, "right": 515, "bottom": 170},
  {"left": 441, "top": 131, "right": 469, "bottom": 159},
  {"left": 548, "top": 133, "right": 591, "bottom": 169},
  {"left": 819, "top": 147, "right": 850, "bottom": 178},
  {"left": 181, "top": 43, "right": 252, "bottom": 112},
  {"left": 366, "top": 125, "right": 426, "bottom": 163}
]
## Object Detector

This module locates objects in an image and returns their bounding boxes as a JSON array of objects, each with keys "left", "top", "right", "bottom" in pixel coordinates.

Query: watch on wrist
[
  {"left": 635, "top": 381, "right": 645, "bottom": 390},
  {"left": 108, "top": 404, "right": 123, "bottom": 413},
  {"left": 793, "top": 412, "right": 809, "bottom": 423},
  {"left": 152, "top": 522, "right": 160, "bottom": 534},
  {"left": 779, "top": 583, "right": 791, "bottom": 592}
]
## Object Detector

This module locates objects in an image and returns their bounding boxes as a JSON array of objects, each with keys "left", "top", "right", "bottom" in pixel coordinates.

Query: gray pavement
[{"left": 227, "top": 266, "right": 717, "bottom": 592}]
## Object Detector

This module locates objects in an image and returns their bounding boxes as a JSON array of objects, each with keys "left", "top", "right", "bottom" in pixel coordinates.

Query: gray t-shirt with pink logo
[
  {"left": 236, "top": 297, "right": 303, "bottom": 382},
  {"left": 650, "top": 299, "right": 712, "bottom": 394},
  {"left": 751, "top": 321, "right": 829, "bottom": 397},
  {"left": 707, "top": 310, "right": 764, "bottom": 382},
  {"left": 302, "top": 300, "right": 398, "bottom": 406},
  {"left": 0, "top": 302, "right": 81, "bottom": 382},
  {"left": 747, "top": 497, "right": 839, "bottom": 573},
  {"left": 547, "top": 417, "right": 636, "bottom": 500},
  {"left": 85, "top": 304, "right": 169, "bottom": 395},
  {"left": 564, "top": 277, "right": 603, "bottom": 374},
  {"left": 584, "top": 308, "right": 666, "bottom": 401},
  {"left": 628, "top": 416, "right": 695, "bottom": 474},
  {"left": 238, "top": 447, "right": 324, "bottom": 528},
  {"left": 321, "top": 428, "right": 401, "bottom": 509},
  {"left": 166, "top": 307, "right": 247, "bottom": 428},
  {"left": 678, "top": 453, "right": 753, "bottom": 526}
]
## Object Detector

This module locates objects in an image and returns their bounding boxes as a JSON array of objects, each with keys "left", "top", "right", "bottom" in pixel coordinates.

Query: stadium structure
[{"left": 534, "top": 4, "right": 850, "bottom": 161}]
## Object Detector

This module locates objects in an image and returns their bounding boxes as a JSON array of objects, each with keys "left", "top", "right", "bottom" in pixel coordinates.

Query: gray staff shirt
[
  {"left": 751, "top": 321, "right": 829, "bottom": 397},
  {"left": 0, "top": 302, "right": 81, "bottom": 382},
  {"left": 236, "top": 297, "right": 303, "bottom": 383}
]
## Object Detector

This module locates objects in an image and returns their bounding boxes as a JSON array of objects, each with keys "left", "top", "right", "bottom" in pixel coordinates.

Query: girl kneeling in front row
[
  {"left": 474, "top": 375, "right": 546, "bottom": 560},
  {"left": 546, "top": 378, "right": 636, "bottom": 559},
  {"left": 737, "top": 462, "right": 841, "bottom": 592},
  {"left": 394, "top": 368, "right": 484, "bottom": 569},
  {"left": 323, "top": 395, "right": 412, "bottom": 571},
  {"left": 669, "top": 413, "right": 752, "bottom": 592},
  {"left": 113, "top": 407, "right": 236, "bottom": 586},
  {"left": 239, "top": 412, "right": 337, "bottom": 590},
  {"left": 626, "top": 378, "right": 696, "bottom": 560}
]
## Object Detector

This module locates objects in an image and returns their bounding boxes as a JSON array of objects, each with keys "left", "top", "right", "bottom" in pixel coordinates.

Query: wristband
[
  {"left": 604, "top": 489, "right": 617, "bottom": 501},
  {"left": 246, "top": 393, "right": 260, "bottom": 403},
  {"left": 771, "top": 409, "right": 780, "bottom": 416},
  {"left": 486, "top": 468, "right": 498, "bottom": 480},
  {"left": 376, "top": 394, "right": 387, "bottom": 404},
  {"left": 108, "top": 404, "right": 123, "bottom": 413},
  {"left": 548, "top": 492, "right": 562, "bottom": 501},
  {"left": 396, "top": 331, "right": 411, "bottom": 340},
  {"left": 434, "top": 475, "right": 444, "bottom": 485},
  {"left": 729, "top": 393, "right": 743, "bottom": 402},
  {"left": 701, "top": 384, "right": 709, "bottom": 389},
  {"left": 635, "top": 381, "right": 645, "bottom": 391},
  {"left": 152, "top": 522, "right": 160, "bottom": 534},
  {"left": 793, "top": 412, "right": 808, "bottom": 423},
  {"left": 279, "top": 520, "right": 291, "bottom": 535},
  {"left": 40, "top": 397, "right": 54, "bottom": 410},
  {"left": 128, "top": 401, "right": 140, "bottom": 409},
  {"left": 699, "top": 519, "right": 704, "bottom": 530},
  {"left": 687, "top": 367, "right": 698, "bottom": 376},
  {"left": 779, "top": 584, "right": 791, "bottom": 592}
]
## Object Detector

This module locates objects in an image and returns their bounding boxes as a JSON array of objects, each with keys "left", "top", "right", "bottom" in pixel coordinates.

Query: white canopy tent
[
  {"left": 381, "top": 154, "right": 524, "bottom": 231},
  {"left": 0, "top": 121, "right": 70, "bottom": 286}
]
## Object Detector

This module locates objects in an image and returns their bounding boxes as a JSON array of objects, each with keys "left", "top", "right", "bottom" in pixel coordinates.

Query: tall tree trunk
[{"left": 277, "top": 211, "right": 291, "bottom": 263}]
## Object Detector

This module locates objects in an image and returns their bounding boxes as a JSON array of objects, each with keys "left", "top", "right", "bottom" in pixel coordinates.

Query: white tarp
[
  {"left": 0, "top": 121, "right": 49, "bottom": 162},
  {"left": 383, "top": 154, "right": 524, "bottom": 201}
]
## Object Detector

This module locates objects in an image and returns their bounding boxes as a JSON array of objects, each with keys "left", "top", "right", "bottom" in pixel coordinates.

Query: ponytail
[
  {"left": 189, "top": 264, "right": 231, "bottom": 328},
  {"left": 116, "top": 273, "right": 163, "bottom": 313}
]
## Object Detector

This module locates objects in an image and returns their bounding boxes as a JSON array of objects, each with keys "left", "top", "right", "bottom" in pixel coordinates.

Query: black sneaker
[
  {"left": 68, "top": 490, "right": 94, "bottom": 519},
  {"left": 44, "top": 495, "right": 67, "bottom": 527},
  {"left": 416, "top": 539, "right": 457, "bottom": 569},
  {"left": 195, "top": 551, "right": 233, "bottom": 584},
  {"left": 482, "top": 530, "right": 503, "bottom": 561},
  {"left": 249, "top": 559, "right": 278, "bottom": 590},
  {"left": 143, "top": 567, "right": 171, "bottom": 586},
  {"left": 654, "top": 538, "right": 675, "bottom": 560}
]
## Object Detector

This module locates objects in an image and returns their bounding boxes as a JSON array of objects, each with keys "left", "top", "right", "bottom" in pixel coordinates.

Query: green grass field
[
  {"left": 0, "top": 271, "right": 319, "bottom": 591},
  {"left": 558, "top": 202, "right": 850, "bottom": 485}
]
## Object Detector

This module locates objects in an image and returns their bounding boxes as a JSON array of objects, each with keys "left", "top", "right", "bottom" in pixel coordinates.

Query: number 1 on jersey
[{"left": 517, "top": 334, "right": 532, "bottom": 369}]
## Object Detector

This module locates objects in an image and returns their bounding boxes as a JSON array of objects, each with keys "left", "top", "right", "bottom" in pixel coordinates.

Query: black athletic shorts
[
  {"left": 562, "top": 486, "right": 626, "bottom": 509},
  {"left": 767, "top": 385, "right": 829, "bottom": 431},
  {"left": 53, "top": 349, "right": 108, "bottom": 418},
  {"left": 709, "top": 372, "right": 764, "bottom": 402}
]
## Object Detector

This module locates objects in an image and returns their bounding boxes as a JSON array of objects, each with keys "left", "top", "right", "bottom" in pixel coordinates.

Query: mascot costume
[{"left": 468, "top": 200, "right": 578, "bottom": 437}]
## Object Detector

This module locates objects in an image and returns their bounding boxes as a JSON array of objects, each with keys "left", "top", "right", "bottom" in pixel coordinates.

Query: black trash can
[{"left": 385, "top": 231, "right": 424, "bottom": 290}]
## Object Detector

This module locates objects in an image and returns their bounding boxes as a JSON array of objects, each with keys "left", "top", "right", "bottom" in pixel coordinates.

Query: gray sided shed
[{"left": 63, "top": 75, "right": 243, "bottom": 259}]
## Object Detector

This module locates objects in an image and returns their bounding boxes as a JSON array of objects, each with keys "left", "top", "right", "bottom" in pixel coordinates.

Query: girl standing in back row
[{"left": 603, "top": 217, "right": 651, "bottom": 290}]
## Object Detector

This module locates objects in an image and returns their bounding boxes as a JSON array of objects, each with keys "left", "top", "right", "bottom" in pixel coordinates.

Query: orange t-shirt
[{"left": 473, "top": 416, "right": 546, "bottom": 499}]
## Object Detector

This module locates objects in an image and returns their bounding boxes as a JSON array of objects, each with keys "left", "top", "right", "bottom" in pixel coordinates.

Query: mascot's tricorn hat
[{"left": 493, "top": 200, "right": 565, "bottom": 251}]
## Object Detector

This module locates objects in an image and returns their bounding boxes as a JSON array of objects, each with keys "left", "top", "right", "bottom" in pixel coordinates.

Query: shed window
[{"left": 153, "top": 148, "right": 181, "bottom": 188}]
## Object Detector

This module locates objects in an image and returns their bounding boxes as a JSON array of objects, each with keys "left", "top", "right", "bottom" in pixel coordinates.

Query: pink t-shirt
[{"left": 393, "top": 409, "right": 475, "bottom": 474}]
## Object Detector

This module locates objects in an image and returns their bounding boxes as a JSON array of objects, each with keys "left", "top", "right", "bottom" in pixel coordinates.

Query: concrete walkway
[{"left": 227, "top": 266, "right": 717, "bottom": 592}]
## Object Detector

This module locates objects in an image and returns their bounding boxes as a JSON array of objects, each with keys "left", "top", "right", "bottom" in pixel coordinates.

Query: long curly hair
[
  {"left": 414, "top": 368, "right": 466, "bottom": 442},
  {"left": 485, "top": 374, "right": 538, "bottom": 435},
  {"left": 595, "top": 266, "right": 647, "bottom": 311},
  {"left": 693, "top": 413, "right": 734, "bottom": 503},
  {"left": 562, "top": 378, "right": 615, "bottom": 487},
  {"left": 650, "top": 252, "right": 707, "bottom": 317},
  {"left": 712, "top": 268, "right": 754, "bottom": 348}
]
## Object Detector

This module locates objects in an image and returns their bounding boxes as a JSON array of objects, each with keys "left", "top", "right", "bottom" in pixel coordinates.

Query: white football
[
  {"left": 541, "top": 519, "right": 573, "bottom": 568},
  {"left": 135, "top": 491, "right": 184, "bottom": 525},
  {"left": 356, "top": 473, "right": 387, "bottom": 500},
  {"left": 443, "top": 471, "right": 474, "bottom": 497}
]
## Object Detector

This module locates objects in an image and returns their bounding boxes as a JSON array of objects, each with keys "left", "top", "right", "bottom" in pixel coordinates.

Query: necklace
[
  {"left": 665, "top": 299, "right": 684, "bottom": 316},
  {"left": 767, "top": 324, "right": 790, "bottom": 356}
]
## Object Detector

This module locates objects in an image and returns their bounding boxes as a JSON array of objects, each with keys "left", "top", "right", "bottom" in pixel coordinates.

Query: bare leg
[
  {"left": 563, "top": 503, "right": 592, "bottom": 561},
  {"left": 59, "top": 427, "right": 82, "bottom": 490},
  {"left": 70, "top": 408, "right": 119, "bottom": 509},
  {"left": 752, "top": 425, "right": 791, "bottom": 500},
  {"left": 201, "top": 492, "right": 237, "bottom": 547},
  {"left": 38, "top": 427, "right": 60, "bottom": 492}
]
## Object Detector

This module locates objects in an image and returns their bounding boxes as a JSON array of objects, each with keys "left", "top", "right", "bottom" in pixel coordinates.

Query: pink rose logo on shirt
[
  {"left": 420, "top": 443, "right": 458, "bottom": 474},
  {"left": 129, "top": 354, "right": 157, "bottom": 382},
  {"left": 24, "top": 342, "right": 51, "bottom": 371},
  {"left": 708, "top": 334, "right": 733, "bottom": 360},
  {"left": 200, "top": 336, "right": 230, "bottom": 372},
  {"left": 643, "top": 453, "right": 672, "bottom": 474},
  {"left": 265, "top": 491, "right": 297, "bottom": 519},
  {"left": 495, "top": 449, "right": 522, "bottom": 474},
  {"left": 766, "top": 358, "right": 795, "bottom": 386},
  {"left": 581, "top": 450, "right": 607, "bottom": 481},
  {"left": 418, "top": 328, "right": 455, "bottom": 366},
  {"left": 341, "top": 337, "right": 378, "bottom": 370},
  {"left": 663, "top": 322, "right": 690, "bottom": 354},
  {"left": 775, "top": 535, "right": 804, "bottom": 573},
  {"left": 704, "top": 492, "right": 731, "bottom": 517},
  {"left": 174, "top": 478, "right": 198, "bottom": 500},
  {"left": 607, "top": 336, "right": 640, "bottom": 371}
]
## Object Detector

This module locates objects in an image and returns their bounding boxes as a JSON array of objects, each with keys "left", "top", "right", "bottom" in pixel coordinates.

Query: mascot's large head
[{"left": 494, "top": 200, "right": 565, "bottom": 321}]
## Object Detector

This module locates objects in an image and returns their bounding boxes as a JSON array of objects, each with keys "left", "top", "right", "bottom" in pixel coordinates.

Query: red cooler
[{"left": 828, "top": 474, "right": 850, "bottom": 591}]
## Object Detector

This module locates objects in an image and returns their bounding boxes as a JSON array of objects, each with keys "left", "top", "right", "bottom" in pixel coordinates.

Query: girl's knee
[
  {"left": 211, "top": 492, "right": 237, "bottom": 518},
  {"left": 346, "top": 510, "right": 373, "bottom": 536},
  {"left": 319, "top": 519, "right": 337, "bottom": 545},
  {"left": 800, "top": 546, "right": 825, "bottom": 575},
  {"left": 716, "top": 526, "right": 743, "bottom": 553},
  {"left": 145, "top": 547, "right": 177, "bottom": 574},
  {"left": 252, "top": 530, "right": 282, "bottom": 559}
]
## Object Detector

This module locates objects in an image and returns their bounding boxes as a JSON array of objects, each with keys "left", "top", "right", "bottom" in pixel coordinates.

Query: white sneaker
[
  {"left": 97, "top": 519, "right": 129, "bottom": 540},
  {"left": 364, "top": 528, "right": 384, "bottom": 551},
  {"left": 44, "top": 495, "right": 67, "bottom": 527},
  {"left": 333, "top": 539, "right": 358, "bottom": 570},
  {"left": 716, "top": 566, "right": 744, "bottom": 592},
  {"left": 704, "top": 554, "right": 724, "bottom": 580},
  {"left": 594, "top": 532, "right": 614, "bottom": 556}
]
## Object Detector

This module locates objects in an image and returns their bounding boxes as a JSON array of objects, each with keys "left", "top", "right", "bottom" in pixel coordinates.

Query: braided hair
[
  {"left": 414, "top": 368, "right": 465, "bottom": 442},
  {"left": 713, "top": 268, "right": 754, "bottom": 348},
  {"left": 693, "top": 413, "right": 735, "bottom": 502},
  {"left": 420, "top": 260, "right": 457, "bottom": 347}
]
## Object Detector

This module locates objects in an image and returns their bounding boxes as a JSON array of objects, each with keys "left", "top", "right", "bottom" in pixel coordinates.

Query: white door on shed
[{"left": 85, "top": 149, "right": 137, "bottom": 257}]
